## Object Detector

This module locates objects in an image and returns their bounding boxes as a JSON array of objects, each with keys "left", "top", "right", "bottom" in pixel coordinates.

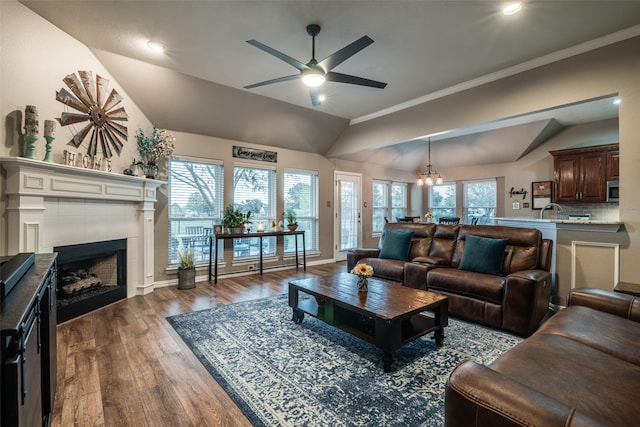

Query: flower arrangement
[
  {"left": 351, "top": 263, "right": 374, "bottom": 292},
  {"left": 425, "top": 212, "right": 434, "bottom": 219},
  {"left": 136, "top": 124, "right": 175, "bottom": 164},
  {"left": 351, "top": 263, "right": 374, "bottom": 278}
]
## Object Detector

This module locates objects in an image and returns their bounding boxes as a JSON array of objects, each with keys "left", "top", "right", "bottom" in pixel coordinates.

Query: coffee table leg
[
  {"left": 434, "top": 328, "right": 444, "bottom": 346},
  {"left": 292, "top": 309, "right": 304, "bottom": 324},
  {"left": 383, "top": 352, "right": 393, "bottom": 373}
]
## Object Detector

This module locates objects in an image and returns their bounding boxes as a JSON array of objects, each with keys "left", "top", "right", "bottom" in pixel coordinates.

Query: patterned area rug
[{"left": 167, "top": 295, "right": 522, "bottom": 427}]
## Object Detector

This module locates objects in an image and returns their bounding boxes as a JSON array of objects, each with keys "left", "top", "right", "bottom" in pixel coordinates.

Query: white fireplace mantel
[{"left": 1, "top": 156, "right": 165, "bottom": 296}]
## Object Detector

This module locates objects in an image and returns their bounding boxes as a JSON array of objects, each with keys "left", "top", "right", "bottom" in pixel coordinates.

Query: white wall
[{"left": 0, "top": 1, "right": 152, "bottom": 255}]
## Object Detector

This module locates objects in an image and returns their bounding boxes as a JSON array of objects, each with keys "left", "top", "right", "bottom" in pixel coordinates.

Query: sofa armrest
[
  {"left": 403, "top": 262, "right": 428, "bottom": 290},
  {"left": 501, "top": 269, "right": 551, "bottom": 336},
  {"left": 446, "top": 361, "right": 606, "bottom": 427},
  {"left": 346, "top": 248, "right": 380, "bottom": 271},
  {"left": 568, "top": 288, "right": 640, "bottom": 322}
]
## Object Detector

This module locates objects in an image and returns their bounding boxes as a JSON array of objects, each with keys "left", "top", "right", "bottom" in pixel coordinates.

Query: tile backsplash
[{"left": 556, "top": 203, "right": 619, "bottom": 220}]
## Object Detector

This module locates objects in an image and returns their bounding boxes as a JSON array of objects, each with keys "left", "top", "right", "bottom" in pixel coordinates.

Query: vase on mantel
[{"left": 145, "top": 162, "right": 159, "bottom": 179}]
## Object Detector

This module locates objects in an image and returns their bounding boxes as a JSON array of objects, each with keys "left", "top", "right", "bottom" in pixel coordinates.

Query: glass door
[{"left": 334, "top": 172, "right": 362, "bottom": 261}]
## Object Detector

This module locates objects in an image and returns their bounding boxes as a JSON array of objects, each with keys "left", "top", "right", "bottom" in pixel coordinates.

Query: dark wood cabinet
[
  {"left": 550, "top": 143, "right": 619, "bottom": 204},
  {"left": 1, "top": 254, "right": 57, "bottom": 427},
  {"left": 606, "top": 150, "right": 620, "bottom": 181}
]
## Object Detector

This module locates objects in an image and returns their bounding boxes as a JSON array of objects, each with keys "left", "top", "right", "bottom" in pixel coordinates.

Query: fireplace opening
[{"left": 54, "top": 239, "right": 127, "bottom": 323}]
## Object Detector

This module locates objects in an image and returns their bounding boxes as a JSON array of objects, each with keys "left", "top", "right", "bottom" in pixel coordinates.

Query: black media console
[{"left": 1, "top": 253, "right": 57, "bottom": 427}]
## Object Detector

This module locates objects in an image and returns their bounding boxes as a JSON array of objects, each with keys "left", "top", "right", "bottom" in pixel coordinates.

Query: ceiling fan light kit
[
  {"left": 244, "top": 24, "right": 387, "bottom": 106},
  {"left": 502, "top": 2, "right": 523, "bottom": 16},
  {"left": 301, "top": 65, "right": 326, "bottom": 87}
]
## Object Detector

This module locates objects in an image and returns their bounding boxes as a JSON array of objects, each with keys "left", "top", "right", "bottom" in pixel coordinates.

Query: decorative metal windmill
[{"left": 55, "top": 71, "right": 128, "bottom": 158}]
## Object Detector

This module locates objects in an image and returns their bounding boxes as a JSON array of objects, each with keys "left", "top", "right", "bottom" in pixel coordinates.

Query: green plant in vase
[
  {"left": 222, "top": 205, "right": 251, "bottom": 233},
  {"left": 285, "top": 209, "right": 298, "bottom": 231}
]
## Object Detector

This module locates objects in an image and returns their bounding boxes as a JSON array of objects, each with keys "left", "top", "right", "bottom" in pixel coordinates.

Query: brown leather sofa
[
  {"left": 445, "top": 288, "right": 640, "bottom": 426},
  {"left": 347, "top": 223, "right": 552, "bottom": 336}
]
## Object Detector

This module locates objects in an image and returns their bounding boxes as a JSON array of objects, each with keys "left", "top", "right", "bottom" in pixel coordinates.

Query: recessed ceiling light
[
  {"left": 502, "top": 2, "right": 523, "bottom": 16},
  {"left": 147, "top": 41, "right": 165, "bottom": 53}
]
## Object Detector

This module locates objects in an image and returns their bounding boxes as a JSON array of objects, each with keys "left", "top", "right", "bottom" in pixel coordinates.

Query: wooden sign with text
[{"left": 232, "top": 146, "right": 277, "bottom": 163}]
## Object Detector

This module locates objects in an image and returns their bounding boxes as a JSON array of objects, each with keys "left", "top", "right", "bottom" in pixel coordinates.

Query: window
[
  {"left": 284, "top": 169, "right": 319, "bottom": 252},
  {"left": 372, "top": 180, "right": 388, "bottom": 233},
  {"left": 429, "top": 183, "right": 456, "bottom": 221},
  {"left": 168, "top": 158, "right": 223, "bottom": 266},
  {"left": 373, "top": 181, "right": 408, "bottom": 232},
  {"left": 391, "top": 182, "right": 407, "bottom": 221},
  {"left": 464, "top": 180, "right": 496, "bottom": 224},
  {"left": 233, "top": 164, "right": 277, "bottom": 258}
]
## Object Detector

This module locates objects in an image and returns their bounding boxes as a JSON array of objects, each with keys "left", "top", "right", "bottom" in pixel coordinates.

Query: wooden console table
[{"left": 208, "top": 230, "right": 306, "bottom": 283}]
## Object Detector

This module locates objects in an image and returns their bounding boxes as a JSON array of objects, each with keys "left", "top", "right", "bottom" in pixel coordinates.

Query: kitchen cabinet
[
  {"left": 1, "top": 254, "right": 57, "bottom": 427},
  {"left": 606, "top": 149, "right": 619, "bottom": 181},
  {"left": 550, "top": 143, "right": 619, "bottom": 204}
]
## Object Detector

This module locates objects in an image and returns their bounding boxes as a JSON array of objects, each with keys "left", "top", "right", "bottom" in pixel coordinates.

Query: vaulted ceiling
[{"left": 20, "top": 1, "right": 639, "bottom": 170}]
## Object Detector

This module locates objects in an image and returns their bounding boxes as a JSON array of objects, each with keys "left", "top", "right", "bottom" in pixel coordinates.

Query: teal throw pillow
[
  {"left": 458, "top": 234, "right": 509, "bottom": 276},
  {"left": 379, "top": 230, "right": 414, "bottom": 261}
]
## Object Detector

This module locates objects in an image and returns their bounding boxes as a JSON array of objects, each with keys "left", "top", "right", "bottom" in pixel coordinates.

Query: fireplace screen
[{"left": 54, "top": 238, "right": 127, "bottom": 323}]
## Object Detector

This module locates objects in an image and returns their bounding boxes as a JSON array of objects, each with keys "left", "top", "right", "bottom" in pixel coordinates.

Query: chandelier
[{"left": 416, "top": 137, "right": 443, "bottom": 186}]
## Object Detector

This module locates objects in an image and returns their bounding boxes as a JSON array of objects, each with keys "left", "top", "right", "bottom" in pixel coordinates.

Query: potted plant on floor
[
  {"left": 285, "top": 209, "right": 298, "bottom": 231},
  {"left": 222, "top": 205, "right": 251, "bottom": 234},
  {"left": 177, "top": 247, "right": 196, "bottom": 290}
]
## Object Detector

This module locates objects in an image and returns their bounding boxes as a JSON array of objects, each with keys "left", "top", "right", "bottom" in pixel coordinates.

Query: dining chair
[{"left": 439, "top": 217, "right": 461, "bottom": 225}]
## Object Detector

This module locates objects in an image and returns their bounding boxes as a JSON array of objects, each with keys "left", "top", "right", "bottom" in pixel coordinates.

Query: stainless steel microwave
[{"left": 607, "top": 180, "right": 619, "bottom": 203}]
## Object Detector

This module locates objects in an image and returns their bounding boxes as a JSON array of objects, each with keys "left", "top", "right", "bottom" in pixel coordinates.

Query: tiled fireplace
[{"left": 1, "top": 157, "right": 164, "bottom": 300}]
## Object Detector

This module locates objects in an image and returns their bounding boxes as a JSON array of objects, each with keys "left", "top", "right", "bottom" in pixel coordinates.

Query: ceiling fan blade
[
  {"left": 326, "top": 71, "right": 387, "bottom": 89},
  {"left": 309, "top": 88, "right": 321, "bottom": 107},
  {"left": 246, "top": 40, "right": 307, "bottom": 71},
  {"left": 318, "top": 36, "right": 374, "bottom": 71},
  {"left": 244, "top": 74, "right": 301, "bottom": 89}
]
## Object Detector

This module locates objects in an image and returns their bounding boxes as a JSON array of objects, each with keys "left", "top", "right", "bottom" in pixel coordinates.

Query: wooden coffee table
[{"left": 288, "top": 272, "right": 448, "bottom": 372}]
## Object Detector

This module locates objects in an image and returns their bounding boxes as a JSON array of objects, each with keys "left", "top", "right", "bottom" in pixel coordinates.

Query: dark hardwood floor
[{"left": 52, "top": 261, "right": 346, "bottom": 427}]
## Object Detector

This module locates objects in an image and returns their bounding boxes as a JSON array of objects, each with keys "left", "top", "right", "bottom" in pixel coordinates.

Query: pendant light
[{"left": 416, "top": 137, "right": 443, "bottom": 186}]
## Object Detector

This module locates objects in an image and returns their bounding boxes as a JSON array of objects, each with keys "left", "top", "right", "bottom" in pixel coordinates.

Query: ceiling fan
[{"left": 244, "top": 24, "right": 387, "bottom": 107}]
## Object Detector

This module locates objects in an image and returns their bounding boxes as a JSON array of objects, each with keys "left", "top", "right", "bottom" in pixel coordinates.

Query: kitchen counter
[{"left": 494, "top": 217, "right": 623, "bottom": 232}]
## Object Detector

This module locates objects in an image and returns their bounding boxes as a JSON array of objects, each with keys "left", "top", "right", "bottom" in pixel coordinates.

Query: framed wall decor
[{"left": 532, "top": 181, "right": 553, "bottom": 209}]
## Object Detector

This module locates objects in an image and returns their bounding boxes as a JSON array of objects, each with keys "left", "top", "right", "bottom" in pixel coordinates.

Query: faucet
[{"left": 540, "top": 203, "right": 563, "bottom": 219}]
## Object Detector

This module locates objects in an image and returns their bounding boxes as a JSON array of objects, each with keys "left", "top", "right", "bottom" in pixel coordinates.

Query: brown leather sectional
[
  {"left": 445, "top": 288, "right": 640, "bottom": 426},
  {"left": 347, "top": 223, "right": 552, "bottom": 336}
]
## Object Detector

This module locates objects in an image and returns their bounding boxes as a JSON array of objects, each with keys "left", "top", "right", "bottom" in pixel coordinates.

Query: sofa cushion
[
  {"left": 358, "top": 258, "right": 405, "bottom": 282},
  {"left": 428, "top": 268, "right": 505, "bottom": 305},
  {"left": 379, "top": 230, "right": 414, "bottom": 261},
  {"left": 536, "top": 305, "right": 640, "bottom": 366},
  {"left": 458, "top": 235, "right": 508, "bottom": 276}
]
